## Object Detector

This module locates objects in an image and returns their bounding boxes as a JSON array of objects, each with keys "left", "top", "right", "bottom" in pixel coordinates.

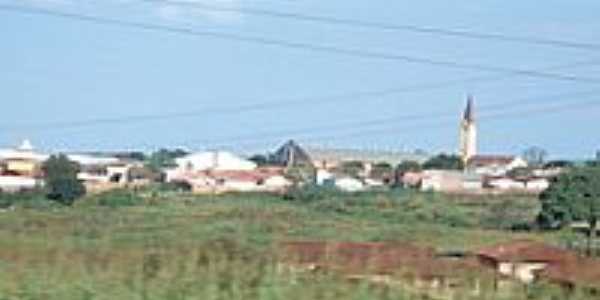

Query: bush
[
  {"left": 44, "top": 154, "right": 86, "bottom": 205},
  {"left": 282, "top": 184, "right": 342, "bottom": 203},
  {"left": 0, "top": 191, "right": 56, "bottom": 210},
  {"left": 86, "top": 190, "right": 145, "bottom": 208}
]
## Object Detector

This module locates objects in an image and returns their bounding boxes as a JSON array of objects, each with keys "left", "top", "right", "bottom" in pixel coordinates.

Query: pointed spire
[
  {"left": 463, "top": 95, "right": 475, "bottom": 122},
  {"left": 18, "top": 139, "right": 34, "bottom": 152}
]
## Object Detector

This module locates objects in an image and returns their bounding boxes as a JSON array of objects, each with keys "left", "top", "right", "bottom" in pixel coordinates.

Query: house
[
  {"left": 303, "top": 146, "right": 429, "bottom": 170},
  {"left": 166, "top": 151, "right": 257, "bottom": 182},
  {"left": 280, "top": 241, "right": 492, "bottom": 296},
  {"left": 0, "top": 140, "right": 48, "bottom": 177},
  {"left": 476, "top": 240, "right": 578, "bottom": 284},
  {"left": 466, "top": 155, "right": 528, "bottom": 176},
  {"left": 69, "top": 153, "right": 155, "bottom": 192},
  {"left": 315, "top": 168, "right": 334, "bottom": 185},
  {"left": 166, "top": 151, "right": 291, "bottom": 194},
  {"left": 400, "top": 171, "right": 424, "bottom": 188},
  {"left": 334, "top": 177, "right": 366, "bottom": 192},
  {"left": 484, "top": 177, "right": 526, "bottom": 190},
  {"left": 483, "top": 176, "right": 550, "bottom": 193},
  {"left": 539, "top": 258, "right": 600, "bottom": 292},
  {"left": 524, "top": 177, "right": 550, "bottom": 191},
  {"left": 179, "top": 169, "right": 292, "bottom": 194},
  {"left": 0, "top": 140, "right": 48, "bottom": 192},
  {"left": 420, "top": 170, "right": 483, "bottom": 192}
]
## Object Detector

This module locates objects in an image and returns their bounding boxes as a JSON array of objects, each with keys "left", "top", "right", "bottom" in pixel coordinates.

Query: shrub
[
  {"left": 0, "top": 191, "right": 55, "bottom": 210},
  {"left": 87, "top": 190, "right": 145, "bottom": 208},
  {"left": 43, "top": 154, "right": 86, "bottom": 205},
  {"left": 282, "top": 184, "right": 342, "bottom": 203}
]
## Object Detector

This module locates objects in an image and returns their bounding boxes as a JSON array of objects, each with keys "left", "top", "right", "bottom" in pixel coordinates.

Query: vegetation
[
  {"left": 370, "top": 162, "right": 393, "bottom": 179},
  {"left": 338, "top": 161, "right": 364, "bottom": 177},
  {"left": 43, "top": 154, "right": 86, "bottom": 205},
  {"left": 538, "top": 166, "right": 600, "bottom": 255},
  {"left": 422, "top": 153, "right": 464, "bottom": 170},
  {"left": 0, "top": 186, "right": 594, "bottom": 299},
  {"left": 396, "top": 160, "right": 422, "bottom": 174},
  {"left": 146, "top": 148, "right": 189, "bottom": 171}
]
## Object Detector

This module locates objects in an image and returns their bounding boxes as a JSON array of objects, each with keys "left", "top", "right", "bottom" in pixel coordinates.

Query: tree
[
  {"left": 538, "top": 167, "right": 600, "bottom": 256},
  {"left": 248, "top": 154, "right": 271, "bottom": 166},
  {"left": 146, "top": 148, "right": 189, "bottom": 171},
  {"left": 339, "top": 161, "right": 364, "bottom": 177},
  {"left": 43, "top": 154, "right": 86, "bottom": 205},
  {"left": 422, "top": 154, "right": 463, "bottom": 170},
  {"left": 396, "top": 161, "right": 422, "bottom": 174},
  {"left": 522, "top": 146, "right": 548, "bottom": 167},
  {"left": 507, "top": 167, "right": 534, "bottom": 178},
  {"left": 370, "top": 162, "right": 393, "bottom": 178}
]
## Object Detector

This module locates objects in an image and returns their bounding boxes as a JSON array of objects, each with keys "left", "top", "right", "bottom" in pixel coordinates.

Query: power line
[
  {"left": 2, "top": 4, "right": 599, "bottom": 84},
  {"left": 142, "top": 0, "right": 600, "bottom": 51},
  {"left": 35, "top": 89, "right": 600, "bottom": 151},
  {"left": 137, "top": 89, "right": 600, "bottom": 150},
  {"left": 2, "top": 55, "right": 599, "bottom": 132}
]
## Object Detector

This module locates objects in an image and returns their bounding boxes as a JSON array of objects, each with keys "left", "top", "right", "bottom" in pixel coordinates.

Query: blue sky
[{"left": 1, "top": 0, "right": 599, "bottom": 159}]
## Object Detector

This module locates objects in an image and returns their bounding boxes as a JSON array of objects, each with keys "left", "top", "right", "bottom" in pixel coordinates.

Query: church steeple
[
  {"left": 463, "top": 95, "right": 475, "bottom": 122},
  {"left": 459, "top": 95, "right": 477, "bottom": 164}
]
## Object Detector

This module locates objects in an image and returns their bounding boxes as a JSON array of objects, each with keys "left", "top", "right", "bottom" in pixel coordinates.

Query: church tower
[{"left": 459, "top": 95, "right": 477, "bottom": 163}]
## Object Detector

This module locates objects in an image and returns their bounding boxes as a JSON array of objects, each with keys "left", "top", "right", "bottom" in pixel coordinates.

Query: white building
[
  {"left": 459, "top": 96, "right": 477, "bottom": 163},
  {"left": 334, "top": 177, "right": 366, "bottom": 192},
  {"left": 0, "top": 140, "right": 48, "bottom": 192},
  {"left": 421, "top": 170, "right": 482, "bottom": 192},
  {"left": 466, "top": 155, "right": 528, "bottom": 177},
  {"left": 167, "top": 151, "right": 257, "bottom": 181}
]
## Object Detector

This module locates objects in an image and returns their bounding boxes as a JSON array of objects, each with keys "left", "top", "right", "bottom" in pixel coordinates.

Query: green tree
[
  {"left": 43, "top": 154, "right": 86, "bottom": 205},
  {"left": 248, "top": 154, "right": 271, "bottom": 166},
  {"left": 146, "top": 148, "right": 188, "bottom": 171},
  {"left": 285, "top": 165, "right": 315, "bottom": 185},
  {"left": 507, "top": 167, "right": 534, "bottom": 178},
  {"left": 396, "top": 161, "right": 422, "bottom": 174},
  {"left": 370, "top": 162, "right": 393, "bottom": 179},
  {"left": 339, "top": 161, "right": 364, "bottom": 177},
  {"left": 422, "top": 154, "right": 463, "bottom": 170},
  {"left": 538, "top": 167, "right": 600, "bottom": 256}
]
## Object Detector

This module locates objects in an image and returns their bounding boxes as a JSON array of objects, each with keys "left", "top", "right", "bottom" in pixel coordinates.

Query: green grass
[{"left": 0, "top": 188, "right": 588, "bottom": 299}]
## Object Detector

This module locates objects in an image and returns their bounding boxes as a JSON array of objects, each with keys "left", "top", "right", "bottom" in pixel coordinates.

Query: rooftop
[{"left": 476, "top": 240, "right": 577, "bottom": 263}]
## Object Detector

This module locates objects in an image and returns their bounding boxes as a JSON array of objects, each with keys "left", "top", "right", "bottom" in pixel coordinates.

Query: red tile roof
[
  {"left": 476, "top": 240, "right": 578, "bottom": 264},
  {"left": 540, "top": 258, "right": 600, "bottom": 288},
  {"left": 280, "top": 241, "right": 490, "bottom": 279}
]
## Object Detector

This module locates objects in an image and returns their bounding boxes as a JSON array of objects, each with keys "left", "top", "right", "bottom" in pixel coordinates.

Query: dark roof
[
  {"left": 463, "top": 95, "right": 475, "bottom": 122},
  {"left": 272, "top": 140, "right": 313, "bottom": 167},
  {"left": 476, "top": 240, "right": 577, "bottom": 264}
]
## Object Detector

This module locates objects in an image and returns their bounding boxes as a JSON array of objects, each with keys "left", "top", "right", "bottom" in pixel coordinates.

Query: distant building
[
  {"left": 476, "top": 240, "right": 577, "bottom": 284},
  {"left": 167, "top": 151, "right": 257, "bottom": 178},
  {"left": 0, "top": 140, "right": 48, "bottom": 177},
  {"left": 459, "top": 96, "right": 477, "bottom": 163},
  {"left": 0, "top": 140, "right": 47, "bottom": 192},
  {"left": 69, "top": 153, "right": 152, "bottom": 193},
  {"left": 166, "top": 150, "right": 291, "bottom": 194},
  {"left": 304, "top": 146, "right": 429, "bottom": 170},
  {"left": 420, "top": 170, "right": 482, "bottom": 192},
  {"left": 271, "top": 140, "right": 313, "bottom": 168},
  {"left": 466, "top": 155, "right": 528, "bottom": 176}
]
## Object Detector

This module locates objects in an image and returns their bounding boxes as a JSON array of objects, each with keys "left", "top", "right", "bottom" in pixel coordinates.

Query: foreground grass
[{"left": 0, "top": 188, "right": 584, "bottom": 299}]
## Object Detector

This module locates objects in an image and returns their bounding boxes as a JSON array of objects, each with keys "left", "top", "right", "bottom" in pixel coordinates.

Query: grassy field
[{"left": 0, "top": 188, "right": 585, "bottom": 299}]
